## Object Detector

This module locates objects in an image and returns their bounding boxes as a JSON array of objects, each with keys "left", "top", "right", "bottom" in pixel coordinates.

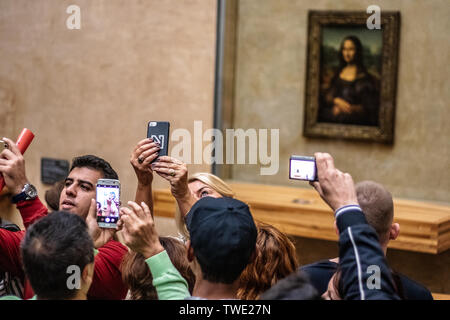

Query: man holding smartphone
[{"left": 0, "top": 139, "right": 129, "bottom": 300}]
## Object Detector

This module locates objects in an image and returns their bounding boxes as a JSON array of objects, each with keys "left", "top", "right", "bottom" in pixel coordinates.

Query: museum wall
[
  {"left": 0, "top": 0, "right": 217, "bottom": 227},
  {"left": 231, "top": 0, "right": 450, "bottom": 204}
]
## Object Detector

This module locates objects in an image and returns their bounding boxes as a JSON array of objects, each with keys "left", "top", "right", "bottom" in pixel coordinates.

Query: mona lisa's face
[{"left": 342, "top": 39, "right": 356, "bottom": 64}]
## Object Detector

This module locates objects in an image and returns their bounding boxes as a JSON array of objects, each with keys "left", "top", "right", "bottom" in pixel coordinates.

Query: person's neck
[
  {"left": 330, "top": 243, "right": 388, "bottom": 264},
  {"left": 193, "top": 277, "right": 239, "bottom": 300}
]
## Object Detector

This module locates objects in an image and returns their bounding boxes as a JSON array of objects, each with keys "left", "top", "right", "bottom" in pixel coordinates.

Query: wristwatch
[{"left": 11, "top": 183, "right": 38, "bottom": 204}]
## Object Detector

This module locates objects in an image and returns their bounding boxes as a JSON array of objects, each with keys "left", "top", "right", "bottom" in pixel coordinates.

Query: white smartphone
[
  {"left": 289, "top": 155, "right": 318, "bottom": 182},
  {"left": 96, "top": 179, "right": 120, "bottom": 228}
]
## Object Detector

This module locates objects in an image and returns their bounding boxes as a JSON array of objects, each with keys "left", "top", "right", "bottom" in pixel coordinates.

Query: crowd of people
[{"left": 0, "top": 136, "right": 433, "bottom": 300}]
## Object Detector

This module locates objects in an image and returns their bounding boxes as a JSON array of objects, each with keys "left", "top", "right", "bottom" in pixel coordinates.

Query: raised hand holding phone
[
  {"left": 86, "top": 199, "right": 116, "bottom": 249},
  {"left": 0, "top": 128, "right": 34, "bottom": 193},
  {"left": 120, "top": 201, "right": 164, "bottom": 259},
  {"left": 309, "top": 152, "right": 358, "bottom": 212},
  {"left": 131, "top": 138, "right": 160, "bottom": 186}
]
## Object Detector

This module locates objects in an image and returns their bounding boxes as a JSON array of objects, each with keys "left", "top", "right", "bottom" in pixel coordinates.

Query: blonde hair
[{"left": 175, "top": 172, "right": 234, "bottom": 239}]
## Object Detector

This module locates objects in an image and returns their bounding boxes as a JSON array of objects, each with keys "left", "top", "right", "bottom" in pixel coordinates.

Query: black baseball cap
[{"left": 185, "top": 196, "right": 257, "bottom": 283}]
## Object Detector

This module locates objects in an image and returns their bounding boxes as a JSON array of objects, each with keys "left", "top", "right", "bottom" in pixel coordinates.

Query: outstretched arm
[
  {"left": 0, "top": 137, "right": 47, "bottom": 228},
  {"left": 310, "top": 152, "right": 399, "bottom": 300},
  {"left": 119, "top": 201, "right": 190, "bottom": 299},
  {"left": 0, "top": 137, "right": 29, "bottom": 197},
  {"left": 130, "top": 138, "right": 160, "bottom": 216},
  {"left": 152, "top": 156, "right": 196, "bottom": 217}
]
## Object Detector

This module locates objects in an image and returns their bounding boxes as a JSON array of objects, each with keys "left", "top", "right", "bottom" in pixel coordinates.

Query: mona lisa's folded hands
[{"left": 333, "top": 97, "right": 352, "bottom": 114}]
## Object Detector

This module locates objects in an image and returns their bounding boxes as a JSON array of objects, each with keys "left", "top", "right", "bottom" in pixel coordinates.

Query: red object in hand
[{"left": 0, "top": 128, "right": 35, "bottom": 192}]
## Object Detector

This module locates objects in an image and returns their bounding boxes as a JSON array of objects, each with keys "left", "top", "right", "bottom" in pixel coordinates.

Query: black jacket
[
  {"left": 335, "top": 205, "right": 400, "bottom": 300},
  {"left": 301, "top": 259, "right": 432, "bottom": 300}
]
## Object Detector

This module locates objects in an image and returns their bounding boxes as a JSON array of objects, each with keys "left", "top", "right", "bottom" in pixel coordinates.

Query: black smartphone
[
  {"left": 289, "top": 155, "right": 318, "bottom": 181},
  {"left": 147, "top": 121, "right": 170, "bottom": 163},
  {"left": 96, "top": 179, "right": 120, "bottom": 228}
]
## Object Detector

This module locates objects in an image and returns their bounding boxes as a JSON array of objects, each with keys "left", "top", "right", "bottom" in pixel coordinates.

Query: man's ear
[
  {"left": 389, "top": 223, "right": 400, "bottom": 241},
  {"left": 186, "top": 240, "right": 195, "bottom": 262},
  {"left": 82, "top": 262, "right": 94, "bottom": 285}
]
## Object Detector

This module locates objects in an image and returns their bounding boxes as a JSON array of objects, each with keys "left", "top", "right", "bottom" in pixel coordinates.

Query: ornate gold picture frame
[{"left": 303, "top": 11, "right": 400, "bottom": 144}]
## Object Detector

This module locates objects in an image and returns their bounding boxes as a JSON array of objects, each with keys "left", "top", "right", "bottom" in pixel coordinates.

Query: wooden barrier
[
  {"left": 432, "top": 293, "right": 450, "bottom": 300},
  {"left": 153, "top": 182, "right": 450, "bottom": 254}
]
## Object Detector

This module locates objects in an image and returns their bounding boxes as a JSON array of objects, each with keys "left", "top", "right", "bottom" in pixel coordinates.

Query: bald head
[{"left": 355, "top": 181, "right": 394, "bottom": 240}]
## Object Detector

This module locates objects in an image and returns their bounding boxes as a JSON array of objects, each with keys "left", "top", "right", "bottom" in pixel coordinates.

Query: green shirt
[
  {"left": 145, "top": 250, "right": 191, "bottom": 300},
  {"left": 0, "top": 295, "right": 36, "bottom": 300}
]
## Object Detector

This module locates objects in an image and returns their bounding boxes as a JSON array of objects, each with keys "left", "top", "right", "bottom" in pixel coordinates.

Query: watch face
[{"left": 25, "top": 184, "right": 38, "bottom": 198}]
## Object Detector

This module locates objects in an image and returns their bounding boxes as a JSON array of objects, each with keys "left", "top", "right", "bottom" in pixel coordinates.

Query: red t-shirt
[{"left": 0, "top": 197, "right": 128, "bottom": 300}]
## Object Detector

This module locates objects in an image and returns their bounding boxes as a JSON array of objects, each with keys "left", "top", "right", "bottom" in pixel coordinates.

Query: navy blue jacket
[
  {"left": 301, "top": 259, "right": 432, "bottom": 300},
  {"left": 335, "top": 205, "right": 400, "bottom": 300}
]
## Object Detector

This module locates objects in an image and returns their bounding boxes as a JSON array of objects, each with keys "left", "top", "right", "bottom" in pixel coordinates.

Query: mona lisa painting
[{"left": 303, "top": 11, "right": 400, "bottom": 143}]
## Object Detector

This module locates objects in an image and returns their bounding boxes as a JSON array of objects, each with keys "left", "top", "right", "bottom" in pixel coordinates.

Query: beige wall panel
[{"left": 0, "top": 0, "right": 217, "bottom": 223}]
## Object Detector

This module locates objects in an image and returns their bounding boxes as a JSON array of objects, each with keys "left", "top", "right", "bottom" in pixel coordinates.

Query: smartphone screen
[
  {"left": 96, "top": 179, "right": 120, "bottom": 228},
  {"left": 289, "top": 156, "right": 317, "bottom": 181},
  {"left": 147, "top": 121, "right": 170, "bottom": 163}
]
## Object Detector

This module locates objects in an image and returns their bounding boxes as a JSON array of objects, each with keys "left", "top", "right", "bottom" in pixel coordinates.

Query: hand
[
  {"left": 152, "top": 156, "right": 190, "bottom": 200},
  {"left": 86, "top": 199, "right": 116, "bottom": 249},
  {"left": 0, "top": 137, "right": 29, "bottom": 195},
  {"left": 333, "top": 97, "right": 352, "bottom": 114},
  {"left": 309, "top": 152, "right": 358, "bottom": 212},
  {"left": 130, "top": 138, "right": 160, "bottom": 187},
  {"left": 119, "top": 201, "right": 164, "bottom": 259}
]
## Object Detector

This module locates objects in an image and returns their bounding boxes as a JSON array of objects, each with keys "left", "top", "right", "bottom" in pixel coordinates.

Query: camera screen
[
  {"left": 290, "top": 158, "right": 316, "bottom": 181},
  {"left": 96, "top": 184, "right": 120, "bottom": 225}
]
